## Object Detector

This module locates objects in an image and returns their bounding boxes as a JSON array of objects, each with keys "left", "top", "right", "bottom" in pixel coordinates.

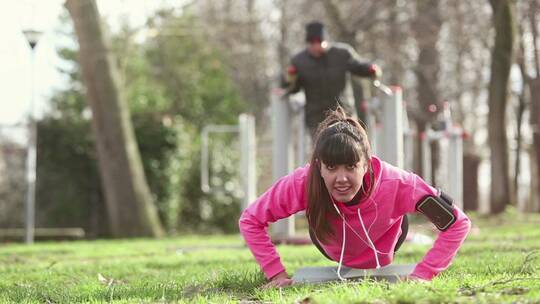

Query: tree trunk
[
  {"left": 388, "top": 0, "right": 405, "bottom": 86},
  {"left": 530, "top": 78, "right": 540, "bottom": 212},
  {"left": 526, "top": 0, "right": 540, "bottom": 213},
  {"left": 277, "top": 0, "right": 290, "bottom": 73},
  {"left": 487, "top": 0, "right": 515, "bottom": 214},
  {"left": 529, "top": 146, "right": 540, "bottom": 212},
  {"left": 515, "top": 18, "right": 527, "bottom": 200},
  {"left": 319, "top": 0, "right": 367, "bottom": 124},
  {"left": 463, "top": 153, "right": 481, "bottom": 211},
  {"left": 65, "top": 0, "right": 164, "bottom": 237},
  {"left": 413, "top": 0, "right": 442, "bottom": 181},
  {"left": 513, "top": 93, "right": 526, "bottom": 199}
]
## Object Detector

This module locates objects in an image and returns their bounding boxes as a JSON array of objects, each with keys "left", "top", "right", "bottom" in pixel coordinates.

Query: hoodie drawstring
[
  {"left": 357, "top": 208, "right": 381, "bottom": 269},
  {"left": 332, "top": 203, "right": 348, "bottom": 281},
  {"left": 331, "top": 198, "right": 388, "bottom": 280}
]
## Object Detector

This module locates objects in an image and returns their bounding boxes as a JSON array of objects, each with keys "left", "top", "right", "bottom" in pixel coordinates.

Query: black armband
[{"left": 415, "top": 191, "right": 456, "bottom": 231}]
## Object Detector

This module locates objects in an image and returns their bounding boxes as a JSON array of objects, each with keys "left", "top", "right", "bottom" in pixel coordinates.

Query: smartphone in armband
[{"left": 416, "top": 195, "right": 456, "bottom": 231}]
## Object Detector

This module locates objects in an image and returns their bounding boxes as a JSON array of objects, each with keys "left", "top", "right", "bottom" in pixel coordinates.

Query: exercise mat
[{"left": 292, "top": 264, "right": 416, "bottom": 284}]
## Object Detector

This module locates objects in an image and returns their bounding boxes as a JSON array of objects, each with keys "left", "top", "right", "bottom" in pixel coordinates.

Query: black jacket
[{"left": 288, "top": 43, "right": 374, "bottom": 131}]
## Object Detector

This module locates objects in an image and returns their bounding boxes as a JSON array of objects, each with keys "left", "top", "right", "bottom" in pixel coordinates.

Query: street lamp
[
  {"left": 22, "top": 28, "right": 42, "bottom": 244},
  {"left": 23, "top": 30, "right": 42, "bottom": 50}
]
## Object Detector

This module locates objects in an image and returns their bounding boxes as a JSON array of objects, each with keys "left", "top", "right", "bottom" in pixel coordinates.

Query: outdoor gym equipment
[
  {"left": 420, "top": 118, "right": 464, "bottom": 209},
  {"left": 270, "top": 81, "right": 464, "bottom": 239},
  {"left": 270, "top": 88, "right": 292, "bottom": 238},
  {"left": 200, "top": 114, "right": 256, "bottom": 211},
  {"left": 365, "top": 82, "right": 406, "bottom": 169},
  {"left": 270, "top": 81, "right": 409, "bottom": 239},
  {"left": 365, "top": 87, "right": 463, "bottom": 208}
]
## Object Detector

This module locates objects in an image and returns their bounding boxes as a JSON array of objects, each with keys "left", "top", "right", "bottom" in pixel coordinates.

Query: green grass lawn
[{"left": 1, "top": 211, "right": 540, "bottom": 303}]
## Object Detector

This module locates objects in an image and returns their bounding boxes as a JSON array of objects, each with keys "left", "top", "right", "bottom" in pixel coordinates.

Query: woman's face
[{"left": 320, "top": 160, "right": 367, "bottom": 203}]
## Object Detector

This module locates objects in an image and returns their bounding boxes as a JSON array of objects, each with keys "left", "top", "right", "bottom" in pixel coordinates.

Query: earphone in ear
[{"left": 315, "top": 158, "right": 322, "bottom": 171}]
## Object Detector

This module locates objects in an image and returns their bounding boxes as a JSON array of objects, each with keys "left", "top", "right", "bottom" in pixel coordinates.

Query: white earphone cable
[
  {"left": 332, "top": 203, "right": 347, "bottom": 281},
  {"left": 357, "top": 208, "right": 381, "bottom": 269},
  {"left": 330, "top": 194, "right": 396, "bottom": 280}
]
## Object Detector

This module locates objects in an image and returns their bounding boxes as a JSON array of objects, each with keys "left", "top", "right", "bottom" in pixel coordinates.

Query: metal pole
[
  {"left": 447, "top": 128, "right": 463, "bottom": 209},
  {"left": 402, "top": 102, "right": 415, "bottom": 172},
  {"left": 289, "top": 93, "right": 306, "bottom": 167},
  {"left": 201, "top": 127, "right": 210, "bottom": 193},
  {"left": 380, "top": 86, "right": 404, "bottom": 168},
  {"left": 421, "top": 131, "right": 432, "bottom": 184},
  {"left": 271, "top": 90, "right": 294, "bottom": 238},
  {"left": 24, "top": 50, "right": 37, "bottom": 244},
  {"left": 297, "top": 107, "right": 306, "bottom": 167},
  {"left": 365, "top": 97, "right": 379, "bottom": 155},
  {"left": 239, "top": 114, "right": 257, "bottom": 210},
  {"left": 200, "top": 125, "right": 240, "bottom": 193}
]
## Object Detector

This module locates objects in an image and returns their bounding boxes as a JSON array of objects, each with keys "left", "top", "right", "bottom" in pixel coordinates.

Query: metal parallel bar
[{"left": 200, "top": 125, "right": 239, "bottom": 193}]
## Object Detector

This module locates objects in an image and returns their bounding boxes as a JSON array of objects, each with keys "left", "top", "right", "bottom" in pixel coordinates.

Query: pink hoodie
[{"left": 239, "top": 156, "right": 471, "bottom": 281}]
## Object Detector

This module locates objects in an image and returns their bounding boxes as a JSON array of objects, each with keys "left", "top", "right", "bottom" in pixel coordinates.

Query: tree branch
[
  {"left": 529, "top": 0, "right": 540, "bottom": 77},
  {"left": 518, "top": 9, "right": 531, "bottom": 84},
  {"left": 350, "top": 2, "right": 383, "bottom": 31},
  {"left": 319, "top": 0, "right": 354, "bottom": 42}
]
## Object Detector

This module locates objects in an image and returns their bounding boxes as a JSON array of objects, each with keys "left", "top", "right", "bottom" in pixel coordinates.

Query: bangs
[{"left": 318, "top": 133, "right": 362, "bottom": 166}]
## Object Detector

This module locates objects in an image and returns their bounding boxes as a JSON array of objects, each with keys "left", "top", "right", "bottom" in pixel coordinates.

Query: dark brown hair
[{"left": 306, "top": 106, "right": 374, "bottom": 243}]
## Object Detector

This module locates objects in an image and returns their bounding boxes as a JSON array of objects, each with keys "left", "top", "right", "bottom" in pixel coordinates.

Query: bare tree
[
  {"left": 386, "top": 0, "right": 408, "bottom": 86},
  {"left": 487, "top": 0, "right": 516, "bottom": 213},
  {"left": 319, "top": 0, "right": 392, "bottom": 123},
  {"left": 195, "top": 0, "right": 271, "bottom": 120},
  {"left": 276, "top": 0, "right": 291, "bottom": 72},
  {"left": 517, "top": 0, "right": 540, "bottom": 212},
  {"left": 529, "top": 0, "right": 540, "bottom": 212},
  {"left": 65, "top": 0, "right": 164, "bottom": 237},
  {"left": 515, "top": 12, "right": 529, "bottom": 208},
  {"left": 440, "top": 0, "right": 492, "bottom": 210},
  {"left": 412, "top": 0, "right": 442, "bottom": 180}
]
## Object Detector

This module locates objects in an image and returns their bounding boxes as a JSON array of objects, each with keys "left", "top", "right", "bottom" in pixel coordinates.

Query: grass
[{"left": 1, "top": 210, "right": 540, "bottom": 303}]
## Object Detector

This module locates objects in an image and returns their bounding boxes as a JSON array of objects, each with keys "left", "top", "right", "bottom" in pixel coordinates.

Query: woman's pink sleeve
[
  {"left": 238, "top": 167, "right": 308, "bottom": 279},
  {"left": 400, "top": 172, "right": 472, "bottom": 280}
]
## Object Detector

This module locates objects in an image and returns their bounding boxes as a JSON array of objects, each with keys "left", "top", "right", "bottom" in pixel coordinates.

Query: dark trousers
[{"left": 309, "top": 215, "right": 409, "bottom": 261}]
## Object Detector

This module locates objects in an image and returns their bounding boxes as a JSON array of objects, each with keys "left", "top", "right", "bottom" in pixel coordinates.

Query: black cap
[{"left": 305, "top": 21, "right": 325, "bottom": 42}]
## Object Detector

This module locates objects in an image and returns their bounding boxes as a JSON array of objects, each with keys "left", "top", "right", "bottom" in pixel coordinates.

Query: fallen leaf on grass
[
  {"left": 14, "top": 283, "right": 32, "bottom": 289},
  {"left": 296, "top": 296, "right": 314, "bottom": 304},
  {"left": 182, "top": 284, "right": 205, "bottom": 297},
  {"left": 46, "top": 261, "right": 57, "bottom": 269},
  {"left": 97, "top": 273, "right": 125, "bottom": 287},
  {"left": 459, "top": 286, "right": 530, "bottom": 297},
  {"left": 459, "top": 288, "right": 477, "bottom": 296},
  {"left": 501, "top": 287, "right": 529, "bottom": 295}
]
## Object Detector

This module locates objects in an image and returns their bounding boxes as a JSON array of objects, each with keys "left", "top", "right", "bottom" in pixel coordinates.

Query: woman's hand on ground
[{"left": 263, "top": 271, "right": 293, "bottom": 288}]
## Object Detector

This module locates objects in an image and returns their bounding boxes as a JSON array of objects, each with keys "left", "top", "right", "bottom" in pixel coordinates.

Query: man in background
[{"left": 283, "top": 21, "right": 382, "bottom": 138}]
